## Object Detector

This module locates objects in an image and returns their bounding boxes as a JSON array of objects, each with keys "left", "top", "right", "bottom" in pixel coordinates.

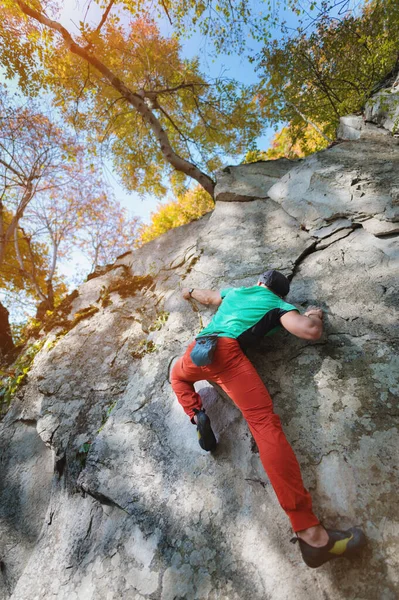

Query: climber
[{"left": 170, "top": 269, "right": 366, "bottom": 568}]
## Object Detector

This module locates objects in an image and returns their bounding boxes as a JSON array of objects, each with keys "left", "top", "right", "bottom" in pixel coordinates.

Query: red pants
[{"left": 171, "top": 337, "right": 319, "bottom": 532}]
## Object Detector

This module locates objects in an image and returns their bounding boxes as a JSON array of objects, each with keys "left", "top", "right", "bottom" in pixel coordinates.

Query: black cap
[{"left": 258, "top": 270, "right": 290, "bottom": 298}]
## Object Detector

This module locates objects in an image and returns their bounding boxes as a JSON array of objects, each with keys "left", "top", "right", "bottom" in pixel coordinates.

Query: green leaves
[
  {"left": 0, "top": 339, "right": 45, "bottom": 412},
  {"left": 258, "top": 0, "right": 399, "bottom": 154},
  {"left": 78, "top": 442, "right": 92, "bottom": 454}
]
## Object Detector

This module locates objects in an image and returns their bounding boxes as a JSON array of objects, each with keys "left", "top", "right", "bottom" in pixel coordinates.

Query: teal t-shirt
[{"left": 197, "top": 286, "right": 298, "bottom": 349}]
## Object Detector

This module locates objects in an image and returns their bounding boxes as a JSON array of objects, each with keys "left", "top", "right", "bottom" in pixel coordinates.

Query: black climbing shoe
[
  {"left": 291, "top": 527, "right": 367, "bottom": 568},
  {"left": 195, "top": 409, "right": 217, "bottom": 452}
]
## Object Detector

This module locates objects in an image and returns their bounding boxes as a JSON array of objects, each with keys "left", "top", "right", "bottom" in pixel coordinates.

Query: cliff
[{"left": 0, "top": 85, "right": 398, "bottom": 599}]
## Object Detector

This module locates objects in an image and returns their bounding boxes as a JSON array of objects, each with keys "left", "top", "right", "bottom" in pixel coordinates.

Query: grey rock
[
  {"left": 337, "top": 115, "right": 392, "bottom": 140},
  {"left": 315, "top": 227, "right": 354, "bottom": 249},
  {"left": 310, "top": 218, "right": 353, "bottom": 239},
  {"left": 0, "top": 420, "right": 53, "bottom": 597},
  {"left": 361, "top": 217, "right": 399, "bottom": 236},
  {"left": 1, "top": 114, "right": 399, "bottom": 600},
  {"left": 364, "top": 89, "right": 399, "bottom": 133},
  {"left": 267, "top": 139, "right": 399, "bottom": 232},
  {"left": 214, "top": 159, "right": 296, "bottom": 202}
]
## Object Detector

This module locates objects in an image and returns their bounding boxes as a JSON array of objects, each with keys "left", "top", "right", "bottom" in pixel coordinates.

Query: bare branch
[
  {"left": 159, "top": 0, "right": 173, "bottom": 26},
  {"left": 0, "top": 157, "right": 23, "bottom": 180},
  {"left": 286, "top": 100, "right": 333, "bottom": 143}
]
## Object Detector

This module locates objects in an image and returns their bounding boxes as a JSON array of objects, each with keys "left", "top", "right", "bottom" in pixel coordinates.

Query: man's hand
[
  {"left": 182, "top": 288, "right": 192, "bottom": 300},
  {"left": 280, "top": 306, "right": 324, "bottom": 340},
  {"left": 303, "top": 305, "right": 323, "bottom": 319}
]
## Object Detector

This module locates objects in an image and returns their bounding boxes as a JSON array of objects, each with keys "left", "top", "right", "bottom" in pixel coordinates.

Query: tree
[
  {"left": 75, "top": 190, "right": 141, "bottom": 272},
  {"left": 0, "top": 91, "right": 140, "bottom": 350},
  {"left": 0, "top": 207, "right": 55, "bottom": 356},
  {"left": 258, "top": 0, "right": 399, "bottom": 149},
  {"left": 76, "top": 0, "right": 365, "bottom": 55},
  {"left": 0, "top": 91, "right": 85, "bottom": 353},
  {"left": 3, "top": 1, "right": 375, "bottom": 201},
  {"left": 21, "top": 183, "right": 88, "bottom": 318},
  {"left": 137, "top": 186, "right": 214, "bottom": 245},
  {"left": 244, "top": 123, "right": 327, "bottom": 162},
  {"left": 0, "top": 302, "right": 13, "bottom": 357},
  {"left": 0, "top": 89, "right": 89, "bottom": 267},
  {"left": 2, "top": 1, "right": 263, "bottom": 199},
  {"left": 1, "top": 209, "right": 50, "bottom": 298}
]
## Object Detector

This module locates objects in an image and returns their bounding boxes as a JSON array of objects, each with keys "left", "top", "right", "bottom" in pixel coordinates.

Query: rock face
[
  {"left": 338, "top": 71, "right": 399, "bottom": 139},
  {"left": 214, "top": 158, "right": 295, "bottom": 202},
  {"left": 364, "top": 72, "right": 399, "bottom": 134},
  {"left": 1, "top": 116, "right": 399, "bottom": 599}
]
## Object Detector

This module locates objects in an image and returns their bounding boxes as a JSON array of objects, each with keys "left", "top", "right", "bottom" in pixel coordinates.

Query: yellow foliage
[
  {"left": 1, "top": 5, "right": 263, "bottom": 197},
  {"left": 137, "top": 186, "right": 214, "bottom": 245},
  {"left": 244, "top": 123, "right": 328, "bottom": 163},
  {"left": 266, "top": 124, "right": 328, "bottom": 159}
]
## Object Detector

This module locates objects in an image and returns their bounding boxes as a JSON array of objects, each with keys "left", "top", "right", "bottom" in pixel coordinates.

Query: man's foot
[
  {"left": 194, "top": 409, "right": 217, "bottom": 452},
  {"left": 291, "top": 526, "right": 367, "bottom": 568},
  {"left": 297, "top": 524, "right": 329, "bottom": 546}
]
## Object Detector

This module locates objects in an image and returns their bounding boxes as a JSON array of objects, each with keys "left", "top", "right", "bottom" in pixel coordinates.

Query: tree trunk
[
  {"left": 0, "top": 180, "right": 34, "bottom": 267},
  {"left": 35, "top": 280, "right": 55, "bottom": 320},
  {"left": 0, "top": 300, "right": 14, "bottom": 358}
]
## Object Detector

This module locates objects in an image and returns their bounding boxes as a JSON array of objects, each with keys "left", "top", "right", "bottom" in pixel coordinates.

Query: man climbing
[{"left": 171, "top": 270, "right": 366, "bottom": 568}]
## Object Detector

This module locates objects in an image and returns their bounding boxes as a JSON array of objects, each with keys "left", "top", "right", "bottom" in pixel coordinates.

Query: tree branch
[
  {"left": 16, "top": 1, "right": 215, "bottom": 197},
  {"left": 297, "top": 51, "right": 342, "bottom": 116},
  {"left": 0, "top": 179, "right": 34, "bottom": 266},
  {"left": 192, "top": 95, "right": 220, "bottom": 134},
  {"left": 139, "top": 82, "right": 209, "bottom": 98},
  {"left": 0, "top": 157, "right": 24, "bottom": 180},
  {"left": 13, "top": 226, "right": 46, "bottom": 301},
  {"left": 94, "top": 0, "right": 115, "bottom": 36},
  {"left": 159, "top": 0, "right": 173, "bottom": 26},
  {"left": 286, "top": 100, "right": 333, "bottom": 143}
]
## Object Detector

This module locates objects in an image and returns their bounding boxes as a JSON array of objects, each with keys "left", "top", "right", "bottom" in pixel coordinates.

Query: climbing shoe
[
  {"left": 291, "top": 527, "right": 367, "bottom": 568},
  {"left": 194, "top": 409, "right": 217, "bottom": 452}
]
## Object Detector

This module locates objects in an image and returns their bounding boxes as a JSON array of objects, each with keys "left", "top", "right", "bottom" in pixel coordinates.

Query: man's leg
[
  {"left": 172, "top": 338, "right": 318, "bottom": 531},
  {"left": 170, "top": 341, "right": 204, "bottom": 421},
  {"left": 207, "top": 338, "right": 320, "bottom": 534},
  {"left": 172, "top": 338, "right": 365, "bottom": 563},
  {"left": 171, "top": 342, "right": 217, "bottom": 451}
]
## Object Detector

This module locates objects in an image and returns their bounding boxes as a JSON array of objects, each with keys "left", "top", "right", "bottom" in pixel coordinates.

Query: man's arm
[
  {"left": 280, "top": 306, "right": 323, "bottom": 340},
  {"left": 182, "top": 288, "right": 222, "bottom": 306}
]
